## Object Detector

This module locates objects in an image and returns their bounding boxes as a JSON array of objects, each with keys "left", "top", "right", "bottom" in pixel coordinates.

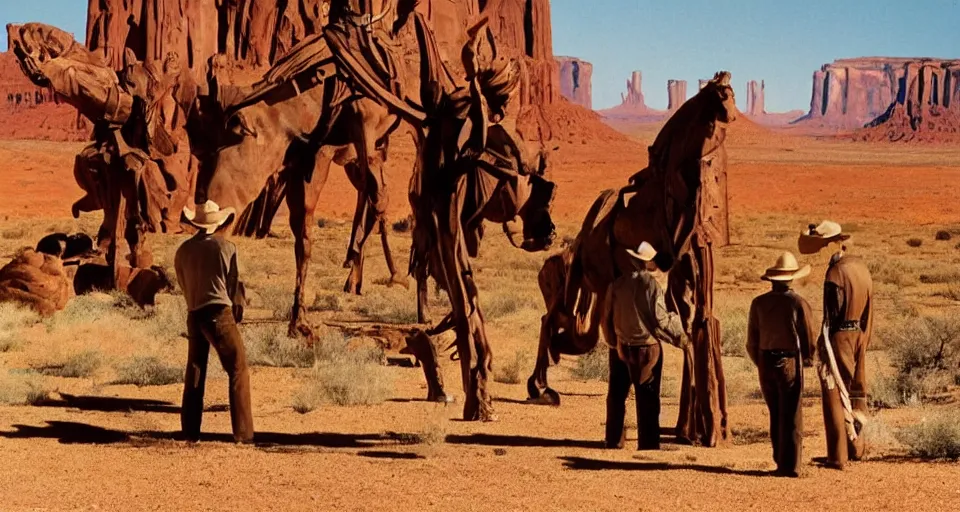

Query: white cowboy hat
[
  {"left": 762, "top": 251, "right": 811, "bottom": 282},
  {"left": 183, "top": 200, "right": 236, "bottom": 234},
  {"left": 798, "top": 220, "right": 851, "bottom": 255},
  {"left": 625, "top": 241, "right": 657, "bottom": 262}
]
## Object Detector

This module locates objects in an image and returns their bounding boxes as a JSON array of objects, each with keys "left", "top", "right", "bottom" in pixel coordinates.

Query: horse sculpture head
[{"left": 701, "top": 71, "right": 737, "bottom": 125}]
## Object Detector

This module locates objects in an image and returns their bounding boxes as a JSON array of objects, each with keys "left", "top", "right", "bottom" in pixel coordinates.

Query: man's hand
[{"left": 802, "top": 358, "right": 813, "bottom": 368}]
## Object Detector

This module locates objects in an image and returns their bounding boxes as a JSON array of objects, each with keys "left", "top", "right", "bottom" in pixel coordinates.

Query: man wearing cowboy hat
[
  {"left": 799, "top": 220, "right": 873, "bottom": 469},
  {"left": 175, "top": 200, "right": 254, "bottom": 443},
  {"left": 747, "top": 252, "right": 817, "bottom": 477},
  {"left": 605, "top": 241, "right": 687, "bottom": 450}
]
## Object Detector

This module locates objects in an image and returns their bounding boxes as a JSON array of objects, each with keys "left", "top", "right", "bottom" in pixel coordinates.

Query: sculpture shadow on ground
[
  {"left": 0, "top": 420, "right": 422, "bottom": 451},
  {"left": 559, "top": 456, "right": 772, "bottom": 477},
  {"left": 445, "top": 433, "right": 606, "bottom": 449},
  {"left": 35, "top": 393, "right": 228, "bottom": 414}
]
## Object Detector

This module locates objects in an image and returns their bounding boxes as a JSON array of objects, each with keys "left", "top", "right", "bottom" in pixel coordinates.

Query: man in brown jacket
[
  {"left": 176, "top": 200, "right": 254, "bottom": 443},
  {"left": 799, "top": 220, "right": 873, "bottom": 469},
  {"left": 747, "top": 252, "right": 816, "bottom": 477},
  {"left": 606, "top": 242, "right": 687, "bottom": 450}
]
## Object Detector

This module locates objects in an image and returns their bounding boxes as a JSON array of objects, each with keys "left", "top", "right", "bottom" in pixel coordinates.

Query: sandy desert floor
[{"left": 0, "top": 120, "right": 959, "bottom": 511}]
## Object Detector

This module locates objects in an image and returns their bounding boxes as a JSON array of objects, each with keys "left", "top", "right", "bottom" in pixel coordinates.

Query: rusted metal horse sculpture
[
  {"left": 195, "top": 0, "right": 424, "bottom": 338},
  {"left": 526, "top": 72, "right": 735, "bottom": 446},
  {"left": 410, "top": 15, "right": 556, "bottom": 420}
]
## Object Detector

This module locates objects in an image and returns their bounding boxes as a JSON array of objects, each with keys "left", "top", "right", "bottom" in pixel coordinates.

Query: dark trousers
[
  {"left": 821, "top": 330, "right": 868, "bottom": 468},
  {"left": 183, "top": 304, "right": 254, "bottom": 443},
  {"left": 759, "top": 351, "right": 803, "bottom": 475},
  {"left": 606, "top": 344, "right": 663, "bottom": 450}
]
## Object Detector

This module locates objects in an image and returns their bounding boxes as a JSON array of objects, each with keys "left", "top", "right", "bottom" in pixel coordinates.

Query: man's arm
[
  {"left": 746, "top": 300, "right": 760, "bottom": 366},
  {"left": 227, "top": 244, "right": 239, "bottom": 302},
  {"left": 650, "top": 282, "right": 686, "bottom": 348},
  {"left": 796, "top": 296, "right": 817, "bottom": 366}
]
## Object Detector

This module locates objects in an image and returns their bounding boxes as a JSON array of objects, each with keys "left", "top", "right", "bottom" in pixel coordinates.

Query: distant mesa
[
  {"left": 667, "top": 80, "right": 688, "bottom": 111},
  {"left": 557, "top": 56, "right": 593, "bottom": 109},
  {"left": 797, "top": 57, "right": 960, "bottom": 141}
]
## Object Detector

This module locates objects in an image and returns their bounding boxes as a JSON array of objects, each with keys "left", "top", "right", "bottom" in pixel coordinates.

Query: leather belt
[{"left": 763, "top": 350, "right": 798, "bottom": 359}]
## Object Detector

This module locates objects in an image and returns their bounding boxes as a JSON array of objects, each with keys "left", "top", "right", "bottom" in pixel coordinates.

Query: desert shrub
[
  {"left": 870, "top": 370, "right": 922, "bottom": 409},
  {"left": 919, "top": 270, "right": 960, "bottom": 284},
  {"left": 113, "top": 356, "right": 183, "bottom": 386},
  {"left": 311, "top": 292, "right": 343, "bottom": 312},
  {"left": 906, "top": 238, "right": 923, "bottom": 248},
  {"left": 356, "top": 290, "right": 418, "bottom": 324},
  {"left": 254, "top": 285, "right": 295, "bottom": 321},
  {"left": 316, "top": 218, "right": 329, "bottom": 229},
  {"left": 483, "top": 292, "right": 538, "bottom": 320},
  {"left": 0, "top": 370, "right": 49, "bottom": 405},
  {"left": 292, "top": 333, "right": 391, "bottom": 411},
  {"left": 0, "top": 303, "right": 39, "bottom": 352},
  {"left": 935, "top": 230, "right": 953, "bottom": 241},
  {"left": 866, "top": 258, "right": 918, "bottom": 287},
  {"left": 719, "top": 306, "right": 748, "bottom": 357},
  {"left": 877, "top": 314, "right": 960, "bottom": 407},
  {"left": 570, "top": 344, "right": 608, "bottom": 382},
  {"left": 494, "top": 351, "right": 529, "bottom": 384},
  {"left": 1, "top": 226, "right": 28, "bottom": 240},
  {"left": 896, "top": 410, "right": 960, "bottom": 460},
  {"left": 243, "top": 324, "right": 315, "bottom": 368},
  {"left": 36, "top": 350, "right": 103, "bottom": 378}
]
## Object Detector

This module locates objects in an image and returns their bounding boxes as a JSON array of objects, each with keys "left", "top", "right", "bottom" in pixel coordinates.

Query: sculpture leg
[
  {"left": 378, "top": 215, "right": 409, "bottom": 288},
  {"left": 692, "top": 242, "right": 728, "bottom": 446},
  {"left": 434, "top": 188, "right": 494, "bottom": 421},
  {"left": 286, "top": 164, "right": 326, "bottom": 341},
  {"left": 406, "top": 329, "right": 449, "bottom": 402}
]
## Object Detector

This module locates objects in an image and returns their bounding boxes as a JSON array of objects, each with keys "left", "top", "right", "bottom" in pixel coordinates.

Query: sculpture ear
[{"left": 123, "top": 48, "right": 139, "bottom": 68}]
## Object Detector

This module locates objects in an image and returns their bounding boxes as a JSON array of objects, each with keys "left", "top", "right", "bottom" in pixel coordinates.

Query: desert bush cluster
[
  {"left": 292, "top": 332, "right": 392, "bottom": 412},
  {"left": 871, "top": 313, "right": 960, "bottom": 408}
]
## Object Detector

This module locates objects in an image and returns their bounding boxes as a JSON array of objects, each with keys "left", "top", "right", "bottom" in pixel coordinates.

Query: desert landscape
[{"left": 1, "top": 1, "right": 959, "bottom": 511}]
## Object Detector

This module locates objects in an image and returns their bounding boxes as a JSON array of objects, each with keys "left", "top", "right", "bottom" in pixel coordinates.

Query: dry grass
[
  {"left": 243, "top": 324, "right": 315, "bottom": 368},
  {"left": 494, "top": 350, "right": 530, "bottom": 385},
  {"left": 292, "top": 333, "right": 392, "bottom": 411},
  {"left": 0, "top": 370, "right": 49, "bottom": 405},
  {"left": 896, "top": 409, "right": 960, "bottom": 460},
  {"left": 0, "top": 302, "right": 39, "bottom": 352},
  {"left": 113, "top": 356, "right": 183, "bottom": 386},
  {"left": 570, "top": 344, "right": 608, "bottom": 382},
  {"left": 718, "top": 305, "right": 748, "bottom": 358},
  {"left": 35, "top": 349, "right": 103, "bottom": 378}
]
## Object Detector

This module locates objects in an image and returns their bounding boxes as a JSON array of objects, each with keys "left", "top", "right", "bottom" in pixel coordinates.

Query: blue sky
[{"left": 4, "top": 1, "right": 959, "bottom": 112}]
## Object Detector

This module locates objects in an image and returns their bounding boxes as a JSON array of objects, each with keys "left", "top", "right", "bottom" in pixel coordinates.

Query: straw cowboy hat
[
  {"left": 625, "top": 241, "right": 657, "bottom": 262},
  {"left": 798, "top": 220, "right": 851, "bottom": 255},
  {"left": 761, "top": 251, "right": 811, "bottom": 282},
  {"left": 183, "top": 200, "right": 235, "bottom": 234}
]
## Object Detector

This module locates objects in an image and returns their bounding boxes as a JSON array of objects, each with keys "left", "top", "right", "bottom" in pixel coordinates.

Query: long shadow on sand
[
  {"left": 445, "top": 433, "right": 606, "bottom": 449},
  {"left": 559, "top": 456, "right": 772, "bottom": 477},
  {"left": 0, "top": 421, "right": 421, "bottom": 450},
  {"left": 34, "top": 393, "right": 228, "bottom": 414}
]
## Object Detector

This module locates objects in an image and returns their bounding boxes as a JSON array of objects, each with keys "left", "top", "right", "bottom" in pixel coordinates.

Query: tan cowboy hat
[
  {"left": 762, "top": 251, "right": 811, "bottom": 282},
  {"left": 625, "top": 241, "right": 657, "bottom": 262},
  {"left": 183, "top": 200, "right": 235, "bottom": 234},
  {"left": 798, "top": 220, "right": 851, "bottom": 255}
]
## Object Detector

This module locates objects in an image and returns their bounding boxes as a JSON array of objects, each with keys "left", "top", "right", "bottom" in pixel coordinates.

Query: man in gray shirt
[
  {"left": 605, "top": 242, "right": 686, "bottom": 450},
  {"left": 176, "top": 200, "right": 253, "bottom": 443}
]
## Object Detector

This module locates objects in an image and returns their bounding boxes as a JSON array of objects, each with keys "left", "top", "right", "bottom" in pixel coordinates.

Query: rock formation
[
  {"left": 746, "top": 80, "right": 765, "bottom": 116},
  {"left": 621, "top": 71, "right": 646, "bottom": 107},
  {"left": 667, "top": 79, "right": 687, "bottom": 110},
  {"left": 801, "top": 57, "right": 960, "bottom": 134},
  {"left": 556, "top": 56, "right": 592, "bottom": 109}
]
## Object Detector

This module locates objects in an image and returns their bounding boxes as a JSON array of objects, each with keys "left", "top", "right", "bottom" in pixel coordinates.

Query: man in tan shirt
[
  {"left": 747, "top": 252, "right": 816, "bottom": 477},
  {"left": 605, "top": 242, "right": 687, "bottom": 450},
  {"left": 176, "top": 200, "right": 253, "bottom": 443},
  {"left": 800, "top": 220, "right": 873, "bottom": 469}
]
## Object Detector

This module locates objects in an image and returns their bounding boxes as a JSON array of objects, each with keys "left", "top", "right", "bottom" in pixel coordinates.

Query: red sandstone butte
[
  {"left": 800, "top": 57, "right": 960, "bottom": 137},
  {"left": 667, "top": 79, "right": 687, "bottom": 111},
  {"left": 557, "top": 56, "right": 592, "bottom": 109},
  {"left": 746, "top": 80, "right": 765, "bottom": 116},
  {"left": 598, "top": 70, "right": 667, "bottom": 122}
]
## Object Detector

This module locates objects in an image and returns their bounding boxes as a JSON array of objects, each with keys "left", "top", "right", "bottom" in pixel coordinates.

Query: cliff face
[
  {"left": 746, "top": 80, "right": 765, "bottom": 116},
  {"left": 667, "top": 80, "right": 687, "bottom": 110},
  {"left": 803, "top": 57, "right": 960, "bottom": 133},
  {"left": 556, "top": 56, "right": 592, "bottom": 109}
]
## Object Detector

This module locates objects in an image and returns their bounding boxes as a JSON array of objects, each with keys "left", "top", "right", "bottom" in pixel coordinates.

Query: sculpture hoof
[{"left": 533, "top": 388, "right": 561, "bottom": 406}]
